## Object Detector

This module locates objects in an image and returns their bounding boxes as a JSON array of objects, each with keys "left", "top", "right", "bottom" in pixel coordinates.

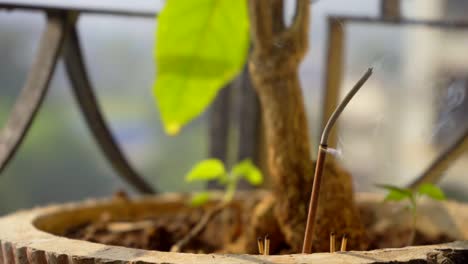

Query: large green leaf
[{"left": 153, "top": 0, "right": 250, "bottom": 135}]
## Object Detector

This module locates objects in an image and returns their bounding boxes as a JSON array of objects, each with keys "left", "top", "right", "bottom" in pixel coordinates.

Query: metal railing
[
  {"left": 0, "top": 1, "right": 262, "bottom": 194},
  {"left": 0, "top": 3, "right": 158, "bottom": 193},
  {"left": 2, "top": 0, "right": 467, "bottom": 194}
]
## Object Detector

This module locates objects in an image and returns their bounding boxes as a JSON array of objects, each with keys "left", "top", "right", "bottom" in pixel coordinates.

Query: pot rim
[{"left": 0, "top": 192, "right": 467, "bottom": 264}]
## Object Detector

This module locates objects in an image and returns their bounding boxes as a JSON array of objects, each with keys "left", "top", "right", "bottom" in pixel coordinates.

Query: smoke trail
[
  {"left": 431, "top": 78, "right": 466, "bottom": 140},
  {"left": 445, "top": 79, "right": 466, "bottom": 113},
  {"left": 326, "top": 147, "right": 343, "bottom": 158}
]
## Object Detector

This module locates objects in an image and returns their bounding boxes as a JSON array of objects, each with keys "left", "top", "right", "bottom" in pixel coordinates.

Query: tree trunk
[{"left": 246, "top": 0, "right": 368, "bottom": 252}]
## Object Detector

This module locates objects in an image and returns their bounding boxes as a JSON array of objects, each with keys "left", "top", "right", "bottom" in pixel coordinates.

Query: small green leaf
[
  {"left": 385, "top": 190, "right": 412, "bottom": 202},
  {"left": 190, "top": 192, "right": 211, "bottom": 207},
  {"left": 231, "top": 159, "right": 263, "bottom": 186},
  {"left": 185, "top": 159, "right": 226, "bottom": 182},
  {"left": 376, "top": 184, "right": 413, "bottom": 202},
  {"left": 417, "top": 183, "right": 446, "bottom": 200}
]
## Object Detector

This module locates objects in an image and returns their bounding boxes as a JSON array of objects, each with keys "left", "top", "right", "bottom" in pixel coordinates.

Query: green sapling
[
  {"left": 171, "top": 158, "right": 262, "bottom": 252},
  {"left": 185, "top": 158, "right": 263, "bottom": 206},
  {"left": 377, "top": 183, "right": 446, "bottom": 245}
]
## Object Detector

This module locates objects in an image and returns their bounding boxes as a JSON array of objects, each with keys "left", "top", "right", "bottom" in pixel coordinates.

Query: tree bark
[
  {"left": 247, "top": 0, "right": 312, "bottom": 251},
  {"left": 247, "top": 0, "right": 367, "bottom": 252}
]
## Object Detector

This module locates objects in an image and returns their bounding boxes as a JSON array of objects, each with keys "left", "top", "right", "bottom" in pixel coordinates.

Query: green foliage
[
  {"left": 185, "top": 158, "right": 263, "bottom": 206},
  {"left": 417, "top": 183, "right": 446, "bottom": 200},
  {"left": 153, "top": 0, "right": 250, "bottom": 135},
  {"left": 377, "top": 183, "right": 446, "bottom": 216},
  {"left": 377, "top": 183, "right": 446, "bottom": 246},
  {"left": 231, "top": 159, "right": 263, "bottom": 185},
  {"left": 377, "top": 184, "right": 413, "bottom": 202},
  {"left": 185, "top": 159, "right": 226, "bottom": 182},
  {"left": 190, "top": 192, "right": 211, "bottom": 207},
  {"left": 377, "top": 183, "right": 446, "bottom": 205}
]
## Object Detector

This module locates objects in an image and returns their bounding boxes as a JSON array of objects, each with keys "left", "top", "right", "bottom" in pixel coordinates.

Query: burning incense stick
[{"left": 302, "top": 68, "right": 373, "bottom": 254}]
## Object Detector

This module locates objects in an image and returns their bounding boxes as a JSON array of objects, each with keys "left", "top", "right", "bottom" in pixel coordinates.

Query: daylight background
[{"left": 1, "top": 0, "right": 467, "bottom": 214}]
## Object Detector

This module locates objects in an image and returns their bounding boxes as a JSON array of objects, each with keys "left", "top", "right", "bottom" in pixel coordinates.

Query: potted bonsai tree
[{"left": 152, "top": 0, "right": 367, "bottom": 253}]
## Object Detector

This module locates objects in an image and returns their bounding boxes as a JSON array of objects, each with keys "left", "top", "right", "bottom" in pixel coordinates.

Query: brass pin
[
  {"left": 330, "top": 232, "right": 336, "bottom": 253},
  {"left": 264, "top": 235, "right": 270, "bottom": 255},
  {"left": 257, "top": 237, "right": 264, "bottom": 255},
  {"left": 340, "top": 234, "right": 348, "bottom": 251}
]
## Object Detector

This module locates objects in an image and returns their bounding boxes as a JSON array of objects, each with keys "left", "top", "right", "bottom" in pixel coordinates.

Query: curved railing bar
[
  {"left": 0, "top": 12, "right": 67, "bottom": 173},
  {"left": 408, "top": 126, "right": 468, "bottom": 190},
  {"left": 0, "top": 2, "right": 157, "bottom": 18},
  {"left": 63, "top": 22, "right": 155, "bottom": 194}
]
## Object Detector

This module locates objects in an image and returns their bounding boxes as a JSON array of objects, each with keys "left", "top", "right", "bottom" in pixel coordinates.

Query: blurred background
[{"left": 0, "top": 0, "right": 467, "bottom": 215}]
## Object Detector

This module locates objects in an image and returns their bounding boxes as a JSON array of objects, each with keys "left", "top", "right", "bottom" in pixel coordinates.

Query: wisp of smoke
[
  {"left": 445, "top": 79, "right": 466, "bottom": 113},
  {"left": 370, "top": 54, "right": 395, "bottom": 75},
  {"left": 430, "top": 78, "right": 466, "bottom": 140},
  {"left": 326, "top": 147, "right": 343, "bottom": 158}
]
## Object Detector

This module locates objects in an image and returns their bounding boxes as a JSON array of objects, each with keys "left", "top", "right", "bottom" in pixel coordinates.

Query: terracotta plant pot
[{"left": 0, "top": 192, "right": 467, "bottom": 264}]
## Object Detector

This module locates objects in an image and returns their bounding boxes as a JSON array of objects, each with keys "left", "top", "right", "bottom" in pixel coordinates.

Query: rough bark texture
[
  {"left": 248, "top": 0, "right": 312, "bottom": 251},
  {"left": 247, "top": 0, "right": 367, "bottom": 252},
  {"left": 312, "top": 161, "right": 368, "bottom": 252}
]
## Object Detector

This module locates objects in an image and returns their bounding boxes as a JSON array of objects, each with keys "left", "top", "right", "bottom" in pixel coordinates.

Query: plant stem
[
  {"left": 407, "top": 210, "right": 417, "bottom": 246},
  {"left": 223, "top": 181, "right": 237, "bottom": 203},
  {"left": 407, "top": 198, "right": 417, "bottom": 246}
]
